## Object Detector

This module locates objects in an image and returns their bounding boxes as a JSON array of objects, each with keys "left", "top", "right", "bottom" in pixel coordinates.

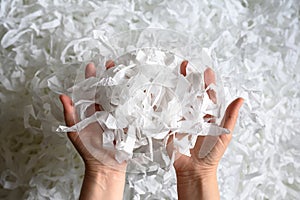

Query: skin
[
  {"left": 60, "top": 61, "right": 243, "bottom": 200},
  {"left": 60, "top": 62, "right": 127, "bottom": 200},
  {"left": 175, "top": 61, "right": 244, "bottom": 200}
]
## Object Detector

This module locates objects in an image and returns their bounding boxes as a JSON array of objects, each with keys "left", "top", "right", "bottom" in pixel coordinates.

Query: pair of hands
[{"left": 60, "top": 61, "right": 243, "bottom": 200}]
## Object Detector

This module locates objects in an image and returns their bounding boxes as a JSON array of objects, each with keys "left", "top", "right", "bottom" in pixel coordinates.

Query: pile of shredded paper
[
  {"left": 57, "top": 47, "right": 228, "bottom": 169},
  {"left": 0, "top": 0, "right": 299, "bottom": 199}
]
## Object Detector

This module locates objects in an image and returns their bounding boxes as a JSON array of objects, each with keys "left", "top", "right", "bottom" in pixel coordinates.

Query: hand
[
  {"left": 174, "top": 61, "right": 244, "bottom": 200},
  {"left": 60, "top": 62, "right": 126, "bottom": 200}
]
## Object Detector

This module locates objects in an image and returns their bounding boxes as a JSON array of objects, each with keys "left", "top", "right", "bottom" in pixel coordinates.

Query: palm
[
  {"left": 174, "top": 62, "right": 243, "bottom": 173},
  {"left": 60, "top": 62, "right": 126, "bottom": 171},
  {"left": 174, "top": 98, "right": 243, "bottom": 173}
]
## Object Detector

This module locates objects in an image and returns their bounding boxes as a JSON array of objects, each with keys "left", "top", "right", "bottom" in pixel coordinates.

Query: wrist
[
  {"left": 176, "top": 167, "right": 220, "bottom": 200},
  {"left": 84, "top": 159, "right": 127, "bottom": 174},
  {"left": 84, "top": 163, "right": 127, "bottom": 181},
  {"left": 176, "top": 164, "right": 218, "bottom": 184},
  {"left": 176, "top": 168, "right": 217, "bottom": 185},
  {"left": 80, "top": 164, "right": 127, "bottom": 200}
]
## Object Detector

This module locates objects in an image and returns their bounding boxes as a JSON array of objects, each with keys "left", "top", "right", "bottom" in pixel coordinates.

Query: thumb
[{"left": 220, "top": 98, "right": 244, "bottom": 146}]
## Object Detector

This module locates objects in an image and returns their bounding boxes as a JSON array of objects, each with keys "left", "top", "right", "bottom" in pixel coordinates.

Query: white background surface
[{"left": 0, "top": 0, "right": 299, "bottom": 199}]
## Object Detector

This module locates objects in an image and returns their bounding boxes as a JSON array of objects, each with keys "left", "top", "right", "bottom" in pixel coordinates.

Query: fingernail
[
  {"left": 180, "top": 60, "right": 188, "bottom": 76},
  {"left": 105, "top": 60, "right": 115, "bottom": 69}
]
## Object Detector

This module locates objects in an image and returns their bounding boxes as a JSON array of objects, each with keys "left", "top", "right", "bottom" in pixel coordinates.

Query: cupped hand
[
  {"left": 60, "top": 62, "right": 127, "bottom": 173},
  {"left": 174, "top": 61, "right": 244, "bottom": 177}
]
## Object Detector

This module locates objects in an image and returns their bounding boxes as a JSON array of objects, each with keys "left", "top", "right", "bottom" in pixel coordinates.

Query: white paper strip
[{"left": 57, "top": 48, "right": 229, "bottom": 166}]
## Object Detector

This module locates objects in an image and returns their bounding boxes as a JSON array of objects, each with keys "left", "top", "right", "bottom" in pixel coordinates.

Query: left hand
[{"left": 174, "top": 61, "right": 244, "bottom": 178}]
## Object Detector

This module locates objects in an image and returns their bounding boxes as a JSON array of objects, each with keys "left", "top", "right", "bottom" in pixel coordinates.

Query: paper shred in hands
[{"left": 57, "top": 48, "right": 230, "bottom": 170}]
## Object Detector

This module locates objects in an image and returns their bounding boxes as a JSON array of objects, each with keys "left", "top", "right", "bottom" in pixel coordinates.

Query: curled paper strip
[{"left": 57, "top": 46, "right": 229, "bottom": 171}]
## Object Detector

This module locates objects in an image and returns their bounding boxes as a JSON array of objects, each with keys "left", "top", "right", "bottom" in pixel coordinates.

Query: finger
[
  {"left": 166, "top": 132, "right": 176, "bottom": 158},
  {"left": 105, "top": 60, "right": 115, "bottom": 69},
  {"left": 168, "top": 60, "right": 187, "bottom": 153},
  {"left": 96, "top": 60, "right": 115, "bottom": 111},
  {"left": 204, "top": 67, "right": 216, "bottom": 103},
  {"left": 60, "top": 94, "right": 76, "bottom": 126},
  {"left": 166, "top": 132, "right": 189, "bottom": 162},
  {"left": 85, "top": 62, "right": 102, "bottom": 115},
  {"left": 85, "top": 104, "right": 102, "bottom": 117},
  {"left": 95, "top": 60, "right": 114, "bottom": 110},
  {"left": 196, "top": 98, "right": 244, "bottom": 158},
  {"left": 204, "top": 68, "right": 216, "bottom": 87},
  {"left": 59, "top": 94, "right": 79, "bottom": 142},
  {"left": 192, "top": 135, "right": 205, "bottom": 155},
  {"left": 220, "top": 98, "right": 244, "bottom": 145},
  {"left": 203, "top": 68, "right": 216, "bottom": 122},
  {"left": 195, "top": 135, "right": 219, "bottom": 159},
  {"left": 197, "top": 68, "right": 219, "bottom": 158},
  {"left": 223, "top": 98, "right": 244, "bottom": 131},
  {"left": 85, "top": 63, "right": 96, "bottom": 78},
  {"left": 180, "top": 60, "right": 188, "bottom": 76}
]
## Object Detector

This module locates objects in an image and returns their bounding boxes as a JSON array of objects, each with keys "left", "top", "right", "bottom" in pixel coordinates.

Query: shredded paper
[
  {"left": 57, "top": 46, "right": 229, "bottom": 169},
  {"left": 0, "top": 0, "right": 299, "bottom": 199}
]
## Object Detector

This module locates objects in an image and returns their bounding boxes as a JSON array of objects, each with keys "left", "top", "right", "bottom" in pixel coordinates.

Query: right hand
[{"left": 60, "top": 62, "right": 127, "bottom": 173}]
